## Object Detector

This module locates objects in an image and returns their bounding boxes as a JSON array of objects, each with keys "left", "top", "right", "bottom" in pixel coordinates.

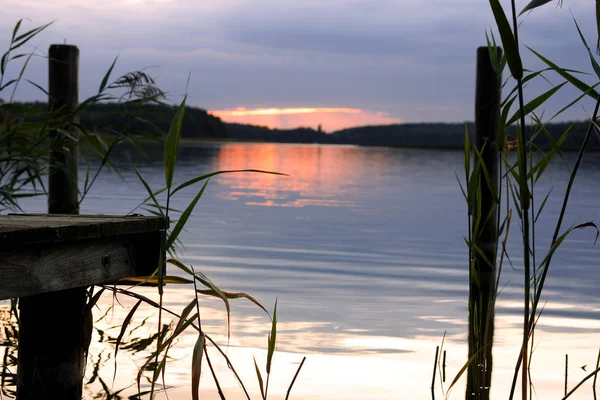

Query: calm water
[{"left": 6, "top": 143, "right": 600, "bottom": 399}]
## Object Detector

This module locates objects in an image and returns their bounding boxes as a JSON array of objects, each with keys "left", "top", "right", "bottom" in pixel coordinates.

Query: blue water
[{"left": 8, "top": 142, "right": 600, "bottom": 399}]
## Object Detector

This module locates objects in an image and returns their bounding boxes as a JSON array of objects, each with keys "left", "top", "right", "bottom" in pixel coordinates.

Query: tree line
[{"left": 3, "top": 101, "right": 597, "bottom": 150}]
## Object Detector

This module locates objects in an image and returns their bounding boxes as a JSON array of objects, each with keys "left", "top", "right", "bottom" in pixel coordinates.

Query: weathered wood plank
[
  {"left": 0, "top": 214, "right": 167, "bottom": 248},
  {"left": 0, "top": 231, "right": 162, "bottom": 300}
]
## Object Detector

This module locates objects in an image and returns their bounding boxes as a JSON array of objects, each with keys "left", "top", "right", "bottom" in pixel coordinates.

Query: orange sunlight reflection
[
  {"left": 209, "top": 107, "right": 402, "bottom": 132},
  {"left": 211, "top": 143, "right": 390, "bottom": 208}
]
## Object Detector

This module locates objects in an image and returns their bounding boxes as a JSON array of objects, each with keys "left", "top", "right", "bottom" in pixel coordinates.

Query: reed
[
  {"left": 452, "top": 1, "right": 600, "bottom": 399},
  {"left": 0, "top": 19, "right": 304, "bottom": 400}
]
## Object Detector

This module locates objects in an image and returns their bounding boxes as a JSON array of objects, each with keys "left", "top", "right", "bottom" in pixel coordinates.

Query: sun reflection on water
[{"left": 211, "top": 143, "right": 393, "bottom": 208}]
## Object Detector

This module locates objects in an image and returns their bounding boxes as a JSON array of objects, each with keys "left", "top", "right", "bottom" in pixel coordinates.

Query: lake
[{"left": 4, "top": 142, "right": 600, "bottom": 399}]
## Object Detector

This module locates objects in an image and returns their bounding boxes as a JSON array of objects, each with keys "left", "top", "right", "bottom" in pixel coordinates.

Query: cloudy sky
[{"left": 2, "top": 0, "right": 598, "bottom": 131}]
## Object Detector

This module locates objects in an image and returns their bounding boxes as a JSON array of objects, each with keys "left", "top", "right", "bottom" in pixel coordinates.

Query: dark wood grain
[
  {"left": 0, "top": 214, "right": 167, "bottom": 248},
  {"left": 0, "top": 230, "right": 164, "bottom": 300}
]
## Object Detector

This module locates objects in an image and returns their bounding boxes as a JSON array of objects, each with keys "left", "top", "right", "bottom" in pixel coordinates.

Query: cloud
[
  {"left": 210, "top": 107, "right": 401, "bottom": 131},
  {"left": 1, "top": 0, "right": 599, "bottom": 127}
]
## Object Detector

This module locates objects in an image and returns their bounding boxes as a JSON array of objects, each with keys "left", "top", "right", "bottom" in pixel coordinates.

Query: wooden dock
[
  {"left": 0, "top": 214, "right": 166, "bottom": 299},
  {"left": 0, "top": 213, "right": 167, "bottom": 400}
]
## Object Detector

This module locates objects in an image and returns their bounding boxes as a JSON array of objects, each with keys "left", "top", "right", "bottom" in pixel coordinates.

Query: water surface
[{"left": 6, "top": 143, "right": 600, "bottom": 399}]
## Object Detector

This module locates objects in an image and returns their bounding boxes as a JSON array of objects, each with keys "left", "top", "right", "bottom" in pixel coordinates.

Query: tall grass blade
[
  {"left": 596, "top": 0, "right": 600, "bottom": 54},
  {"left": 446, "top": 348, "right": 484, "bottom": 399},
  {"left": 254, "top": 356, "right": 266, "bottom": 400},
  {"left": 572, "top": 16, "right": 600, "bottom": 80},
  {"left": 126, "top": 153, "right": 164, "bottom": 217},
  {"left": 164, "top": 96, "right": 187, "bottom": 189},
  {"left": 534, "top": 188, "right": 553, "bottom": 223},
  {"left": 550, "top": 83, "right": 600, "bottom": 121},
  {"left": 11, "top": 19, "right": 23, "bottom": 44},
  {"left": 13, "top": 21, "right": 53, "bottom": 46},
  {"left": 266, "top": 299, "right": 278, "bottom": 375},
  {"left": 99, "top": 56, "right": 118, "bottom": 94},
  {"left": 165, "top": 179, "right": 209, "bottom": 250},
  {"left": 25, "top": 78, "right": 49, "bottom": 96},
  {"left": 562, "top": 365, "right": 600, "bottom": 400},
  {"left": 489, "top": 0, "right": 523, "bottom": 79},
  {"left": 456, "top": 172, "right": 468, "bottom": 202},
  {"left": 285, "top": 357, "right": 306, "bottom": 400},
  {"left": 528, "top": 46, "right": 599, "bottom": 99},
  {"left": 519, "top": 0, "right": 554, "bottom": 15},
  {"left": 113, "top": 299, "right": 142, "bottom": 383},
  {"left": 191, "top": 333, "right": 206, "bottom": 400},
  {"left": 120, "top": 275, "right": 194, "bottom": 285},
  {"left": 168, "top": 259, "right": 233, "bottom": 337},
  {"left": 499, "top": 95, "right": 517, "bottom": 147},
  {"left": 506, "top": 82, "right": 567, "bottom": 125},
  {"left": 195, "top": 289, "right": 269, "bottom": 314},
  {"left": 172, "top": 169, "right": 287, "bottom": 196}
]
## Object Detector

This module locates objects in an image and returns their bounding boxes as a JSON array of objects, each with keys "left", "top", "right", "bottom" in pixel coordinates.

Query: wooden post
[
  {"left": 47, "top": 44, "right": 79, "bottom": 215},
  {"left": 17, "top": 45, "right": 86, "bottom": 400},
  {"left": 467, "top": 46, "right": 501, "bottom": 400}
]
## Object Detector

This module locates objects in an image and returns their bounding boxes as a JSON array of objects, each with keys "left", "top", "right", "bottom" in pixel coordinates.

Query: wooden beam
[
  {"left": 0, "top": 214, "right": 166, "bottom": 301},
  {"left": 0, "top": 214, "right": 167, "bottom": 248},
  {"left": 0, "top": 232, "right": 163, "bottom": 300}
]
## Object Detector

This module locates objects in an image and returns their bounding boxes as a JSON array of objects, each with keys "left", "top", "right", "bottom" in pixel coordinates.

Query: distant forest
[{"left": 4, "top": 101, "right": 599, "bottom": 150}]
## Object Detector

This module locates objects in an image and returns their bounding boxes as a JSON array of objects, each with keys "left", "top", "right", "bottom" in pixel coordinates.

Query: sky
[{"left": 2, "top": 0, "right": 599, "bottom": 131}]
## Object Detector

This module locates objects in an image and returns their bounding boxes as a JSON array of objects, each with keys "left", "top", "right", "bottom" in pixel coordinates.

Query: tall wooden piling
[
  {"left": 47, "top": 44, "right": 80, "bottom": 215},
  {"left": 17, "top": 45, "right": 86, "bottom": 400},
  {"left": 467, "top": 46, "right": 501, "bottom": 400}
]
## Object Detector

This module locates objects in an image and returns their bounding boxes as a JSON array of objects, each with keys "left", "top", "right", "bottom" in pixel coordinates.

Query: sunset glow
[
  {"left": 214, "top": 107, "right": 363, "bottom": 116},
  {"left": 209, "top": 107, "right": 402, "bottom": 132}
]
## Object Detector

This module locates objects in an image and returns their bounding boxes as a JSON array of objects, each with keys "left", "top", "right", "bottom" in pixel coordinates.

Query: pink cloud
[{"left": 209, "top": 107, "right": 402, "bottom": 132}]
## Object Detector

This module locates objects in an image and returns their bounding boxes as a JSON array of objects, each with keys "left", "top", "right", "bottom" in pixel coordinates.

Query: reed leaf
[
  {"left": 99, "top": 56, "right": 118, "bottom": 94},
  {"left": 534, "top": 188, "right": 553, "bottom": 223},
  {"left": 126, "top": 153, "right": 164, "bottom": 217},
  {"left": 12, "top": 21, "right": 53, "bottom": 47},
  {"left": 25, "top": 78, "right": 49, "bottom": 96},
  {"left": 254, "top": 356, "right": 266, "bottom": 400},
  {"left": 168, "top": 259, "right": 233, "bottom": 336},
  {"left": 520, "top": 0, "right": 555, "bottom": 15},
  {"left": 550, "top": 82, "right": 600, "bottom": 121},
  {"left": 172, "top": 169, "right": 287, "bottom": 196},
  {"left": 446, "top": 348, "right": 484, "bottom": 399},
  {"left": 196, "top": 289, "right": 269, "bottom": 314},
  {"left": 506, "top": 82, "right": 566, "bottom": 125},
  {"left": 455, "top": 172, "right": 468, "bottom": 203},
  {"left": 597, "top": 0, "right": 600, "bottom": 54},
  {"left": 266, "top": 299, "right": 278, "bottom": 375},
  {"left": 165, "top": 179, "right": 209, "bottom": 250},
  {"left": 164, "top": 96, "right": 186, "bottom": 189},
  {"left": 113, "top": 299, "right": 142, "bottom": 383},
  {"left": 528, "top": 46, "right": 599, "bottom": 99},
  {"left": 489, "top": 0, "right": 523, "bottom": 80},
  {"left": 537, "top": 222, "right": 599, "bottom": 278},
  {"left": 572, "top": 16, "right": 600, "bottom": 81},
  {"left": 285, "top": 357, "right": 306, "bottom": 400},
  {"left": 502, "top": 69, "right": 567, "bottom": 107},
  {"left": 464, "top": 124, "right": 471, "bottom": 194},
  {"left": 119, "top": 275, "right": 194, "bottom": 285},
  {"left": 191, "top": 333, "right": 205, "bottom": 400},
  {"left": 10, "top": 19, "right": 22, "bottom": 44}
]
